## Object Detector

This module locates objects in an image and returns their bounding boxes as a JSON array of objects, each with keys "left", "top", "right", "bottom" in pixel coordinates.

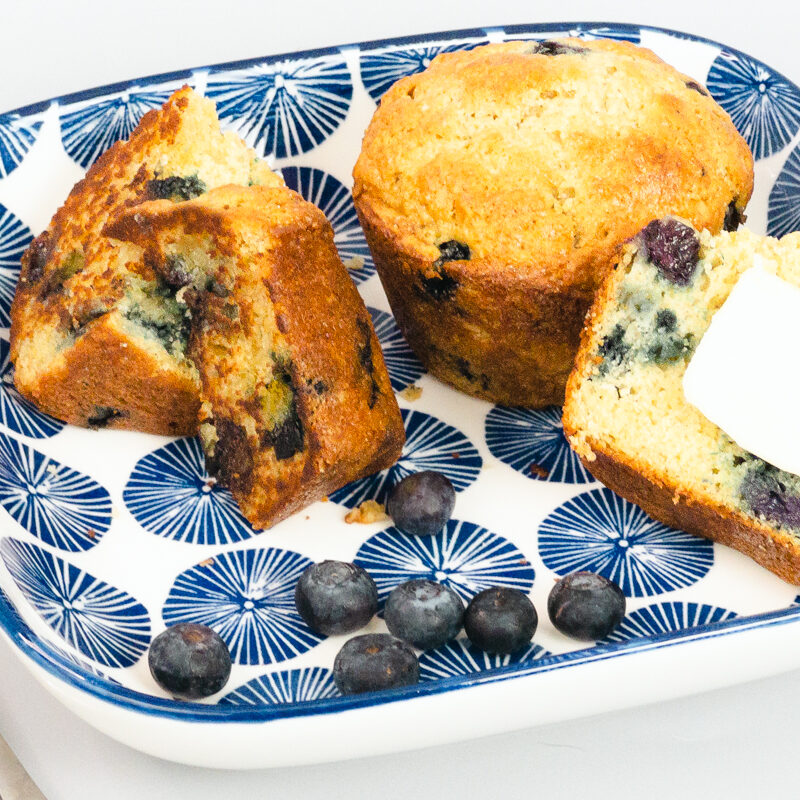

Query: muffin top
[{"left": 353, "top": 38, "right": 754, "bottom": 294}]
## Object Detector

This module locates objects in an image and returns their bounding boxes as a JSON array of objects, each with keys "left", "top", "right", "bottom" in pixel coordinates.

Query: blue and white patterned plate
[{"left": 2, "top": 23, "right": 800, "bottom": 769}]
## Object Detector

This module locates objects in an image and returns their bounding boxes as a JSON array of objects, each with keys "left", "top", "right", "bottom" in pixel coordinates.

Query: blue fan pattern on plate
[
  {"left": 367, "top": 307, "right": 425, "bottom": 391},
  {"left": 0, "top": 113, "right": 41, "bottom": 179},
  {"left": 503, "top": 24, "right": 641, "bottom": 44},
  {"left": 603, "top": 601, "right": 737, "bottom": 643},
  {"left": 219, "top": 667, "right": 338, "bottom": 705},
  {"left": 418, "top": 638, "right": 550, "bottom": 682},
  {"left": 0, "top": 433, "right": 110, "bottom": 551},
  {"left": 354, "top": 519, "right": 535, "bottom": 606},
  {"left": 767, "top": 141, "right": 800, "bottom": 237},
  {"left": 484, "top": 406, "right": 592, "bottom": 484},
  {"left": 0, "top": 204, "right": 33, "bottom": 327},
  {"left": 60, "top": 88, "right": 174, "bottom": 168},
  {"left": 359, "top": 40, "right": 487, "bottom": 103},
  {"left": 0, "top": 24, "right": 798, "bottom": 738},
  {"left": 329, "top": 409, "right": 481, "bottom": 508},
  {"left": 570, "top": 24, "right": 641, "bottom": 43},
  {"left": 21, "top": 632, "right": 118, "bottom": 683},
  {"left": 162, "top": 547, "right": 323, "bottom": 665},
  {"left": 206, "top": 58, "right": 352, "bottom": 159},
  {"left": 707, "top": 50, "right": 800, "bottom": 160},
  {"left": 1, "top": 538, "right": 150, "bottom": 668},
  {"left": 280, "top": 166, "right": 374, "bottom": 283},
  {"left": 0, "top": 339, "right": 64, "bottom": 439},
  {"left": 123, "top": 437, "right": 254, "bottom": 546},
  {"left": 538, "top": 488, "right": 714, "bottom": 597}
]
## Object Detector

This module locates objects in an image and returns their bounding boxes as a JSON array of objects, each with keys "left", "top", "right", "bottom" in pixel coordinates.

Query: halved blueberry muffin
[
  {"left": 564, "top": 217, "right": 800, "bottom": 584},
  {"left": 11, "top": 86, "right": 282, "bottom": 435},
  {"left": 106, "top": 185, "right": 404, "bottom": 528}
]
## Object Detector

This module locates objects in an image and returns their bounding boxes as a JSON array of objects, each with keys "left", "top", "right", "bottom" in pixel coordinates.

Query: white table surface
[{"left": 1, "top": 0, "right": 798, "bottom": 796}]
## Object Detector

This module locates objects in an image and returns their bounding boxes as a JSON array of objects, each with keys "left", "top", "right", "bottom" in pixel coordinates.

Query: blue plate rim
[
  {"left": 1, "top": 18, "right": 798, "bottom": 725},
  {"left": 0, "top": 21, "right": 789, "bottom": 119},
  {"left": 3, "top": 582, "right": 800, "bottom": 723}
]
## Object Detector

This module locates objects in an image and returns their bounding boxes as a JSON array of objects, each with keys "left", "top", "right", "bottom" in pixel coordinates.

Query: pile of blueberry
[{"left": 147, "top": 470, "right": 627, "bottom": 700}]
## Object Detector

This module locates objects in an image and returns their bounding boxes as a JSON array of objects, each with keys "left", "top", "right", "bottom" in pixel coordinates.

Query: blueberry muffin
[
  {"left": 563, "top": 217, "right": 800, "bottom": 584},
  {"left": 10, "top": 86, "right": 282, "bottom": 435},
  {"left": 353, "top": 38, "right": 754, "bottom": 407},
  {"left": 106, "top": 185, "right": 404, "bottom": 529}
]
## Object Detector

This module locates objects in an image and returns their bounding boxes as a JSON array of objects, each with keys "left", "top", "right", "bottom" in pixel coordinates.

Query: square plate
[{"left": 1, "top": 21, "right": 799, "bottom": 769}]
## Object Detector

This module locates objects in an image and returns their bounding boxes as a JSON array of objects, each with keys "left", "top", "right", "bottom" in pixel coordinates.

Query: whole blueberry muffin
[
  {"left": 10, "top": 86, "right": 282, "bottom": 435},
  {"left": 353, "top": 39, "right": 753, "bottom": 407},
  {"left": 106, "top": 185, "right": 404, "bottom": 529},
  {"left": 563, "top": 217, "right": 800, "bottom": 584}
]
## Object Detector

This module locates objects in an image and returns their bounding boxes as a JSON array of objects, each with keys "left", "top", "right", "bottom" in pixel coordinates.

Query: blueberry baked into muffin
[
  {"left": 10, "top": 86, "right": 282, "bottom": 435},
  {"left": 353, "top": 38, "right": 754, "bottom": 407},
  {"left": 563, "top": 218, "right": 800, "bottom": 584},
  {"left": 106, "top": 185, "right": 404, "bottom": 529}
]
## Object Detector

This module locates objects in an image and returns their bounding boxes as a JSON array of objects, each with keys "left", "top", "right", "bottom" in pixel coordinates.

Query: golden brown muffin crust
[
  {"left": 11, "top": 86, "right": 281, "bottom": 435},
  {"left": 353, "top": 38, "right": 754, "bottom": 406},
  {"left": 562, "top": 223, "right": 800, "bottom": 585},
  {"left": 106, "top": 185, "right": 405, "bottom": 528}
]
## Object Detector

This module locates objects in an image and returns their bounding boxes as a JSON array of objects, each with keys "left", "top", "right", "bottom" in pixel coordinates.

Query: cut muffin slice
[
  {"left": 106, "top": 185, "right": 405, "bottom": 529},
  {"left": 10, "top": 86, "right": 282, "bottom": 435},
  {"left": 563, "top": 217, "right": 800, "bottom": 584}
]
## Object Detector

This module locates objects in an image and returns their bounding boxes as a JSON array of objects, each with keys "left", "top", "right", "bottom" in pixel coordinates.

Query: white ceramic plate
[{"left": 1, "top": 22, "right": 800, "bottom": 769}]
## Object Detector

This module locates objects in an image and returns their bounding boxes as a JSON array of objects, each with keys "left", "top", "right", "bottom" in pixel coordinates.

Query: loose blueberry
[
  {"left": 385, "top": 579, "right": 465, "bottom": 649},
  {"left": 387, "top": 471, "right": 456, "bottom": 536},
  {"left": 333, "top": 633, "right": 419, "bottom": 695},
  {"left": 639, "top": 218, "right": 700, "bottom": 286},
  {"left": 295, "top": 560, "right": 378, "bottom": 636},
  {"left": 148, "top": 623, "right": 232, "bottom": 700},
  {"left": 464, "top": 587, "right": 537, "bottom": 654},
  {"left": 741, "top": 467, "right": 800, "bottom": 529},
  {"left": 547, "top": 572, "right": 626, "bottom": 640}
]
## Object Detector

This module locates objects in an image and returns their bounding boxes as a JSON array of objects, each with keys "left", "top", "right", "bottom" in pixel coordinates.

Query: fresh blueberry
[
  {"left": 148, "top": 623, "right": 232, "bottom": 700},
  {"left": 387, "top": 471, "right": 456, "bottom": 536},
  {"left": 384, "top": 579, "right": 465, "bottom": 650},
  {"left": 639, "top": 218, "right": 700, "bottom": 286},
  {"left": 547, "top": 572, "right": 626, "bottom": 640},
  {"left": 295, "top": 560, "right": 378, "bottom": 636},
  {"left": 464, "top": 587, "right": 537, "bottom": 654},
  {"left": 333, "top": 633, "right": 419, "bottom": 695}
]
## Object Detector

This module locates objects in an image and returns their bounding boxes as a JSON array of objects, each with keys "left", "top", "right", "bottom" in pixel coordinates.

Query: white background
[{"left": 1, "top": 0, "right": 798, "bottom": 797}]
